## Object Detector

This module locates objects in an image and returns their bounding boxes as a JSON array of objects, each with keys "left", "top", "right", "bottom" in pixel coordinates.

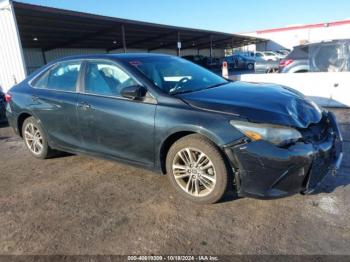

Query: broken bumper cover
[{"left": 224, "top": 111, "right": 343, "bottom": 199}]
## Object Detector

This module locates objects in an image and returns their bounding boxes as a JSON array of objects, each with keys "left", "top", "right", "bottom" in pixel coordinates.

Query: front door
[{"left": 77, "top": 60, "right": 156, "bottom": 167}]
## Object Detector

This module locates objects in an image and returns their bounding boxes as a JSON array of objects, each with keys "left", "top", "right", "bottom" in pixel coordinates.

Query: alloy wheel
[
  {"left": 172, "top": 147, "right": 216, "bottom": 197},
  {"left": 24, "top": 123, "right": 43, "bottom": 155}
]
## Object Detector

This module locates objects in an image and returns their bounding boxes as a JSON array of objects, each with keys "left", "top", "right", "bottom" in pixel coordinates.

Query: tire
[
  {"left": 22, "top": 116, "right": 53, "bottom": 159},
  {"left": 166, "top": 134, "right": 230, "bottom": 204},
  {"left": 247, "top": 63, "right": 254, "bottom": 70}
]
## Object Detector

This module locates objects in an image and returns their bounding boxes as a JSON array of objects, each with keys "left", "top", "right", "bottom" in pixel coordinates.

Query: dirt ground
[{"left": 0, "top": 109, "right": 349, "bottom": 255}]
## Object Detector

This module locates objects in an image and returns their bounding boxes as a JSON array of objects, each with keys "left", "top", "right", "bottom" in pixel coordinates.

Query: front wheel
[{"left": 166, "top": 134, "right": 230, "bottom": 204}]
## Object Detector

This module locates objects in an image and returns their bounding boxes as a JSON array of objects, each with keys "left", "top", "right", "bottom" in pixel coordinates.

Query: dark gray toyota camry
[{"left": 5, "top": 53, "right": 343, "bottom": 204}]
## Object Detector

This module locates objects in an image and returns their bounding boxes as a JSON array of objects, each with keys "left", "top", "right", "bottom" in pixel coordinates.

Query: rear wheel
[
  {"left": 166, "top": 134, "right": 230, "bottom": 204},
  {"left": 22, "top": 116, "right": 53, "bottom": 159}
]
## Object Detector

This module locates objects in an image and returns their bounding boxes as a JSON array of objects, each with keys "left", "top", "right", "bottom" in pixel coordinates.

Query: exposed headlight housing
[{"left": 230, "top": 120, "right": 302, "bottom": 146}]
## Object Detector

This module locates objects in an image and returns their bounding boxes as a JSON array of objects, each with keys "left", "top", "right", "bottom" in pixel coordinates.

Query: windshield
[{"left": 128, "top": 56, "right": 228, "bottom": 95}]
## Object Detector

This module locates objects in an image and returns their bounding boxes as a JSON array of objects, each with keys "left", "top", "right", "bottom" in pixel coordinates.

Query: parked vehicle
[
  {"left": 6, "top": 54, "right": 343, "bottom": 204},
  {"left": 275, "top": 49, "right": 290, "bottom": 58},
  {"left": 272, "top": 51, "right": 287, "bottom": 59},
  {"left": 182, "top": 55, "right": 220, "bottom": 70},
  {"left": 182, "top": 55, "right": 208, "bottom": 67},
  {"left": 255, "top": 51, "right": 279, "bottom": 61},
  {"left": 279, "top": 39, "right": 350, "bottom": 73},
  {"left": 279, "top": 45, "right": 309, "bottom": 73},
  {"left": 0, "top": 88, "right": 6, "bottom": 121},
  {"left": 234, "top": 51, "right": 255, "bottom": 58},
  {"left": 224, "top": 54, "right": 255, "bottom": 70},
  {"left": 254, "top": 58, "right": 279, "bottom": 73}
]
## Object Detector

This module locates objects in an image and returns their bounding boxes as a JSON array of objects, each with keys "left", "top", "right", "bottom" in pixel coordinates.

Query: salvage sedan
[{"left": 6, "top": 54, "right": 343, "bottom": 204}]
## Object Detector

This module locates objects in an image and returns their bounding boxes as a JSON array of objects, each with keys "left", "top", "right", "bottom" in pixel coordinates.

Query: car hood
[{"left": 177, "top": 81, "right": 322, "bottom": 128}]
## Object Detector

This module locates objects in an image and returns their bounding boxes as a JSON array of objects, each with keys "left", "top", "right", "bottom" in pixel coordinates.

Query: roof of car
[{"left": 55, "top": 53, "right": 173, "bottom": 63}]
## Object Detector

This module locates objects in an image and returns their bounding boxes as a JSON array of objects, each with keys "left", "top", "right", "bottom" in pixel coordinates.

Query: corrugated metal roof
[{"left": 12, "top": 1, "right": 264, "bottom": 51}]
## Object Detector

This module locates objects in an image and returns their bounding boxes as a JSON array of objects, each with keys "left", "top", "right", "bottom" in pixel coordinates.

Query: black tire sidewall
[
  {"left": 166, "top": 134, "right": 229, "bottom": 204},
  {"left": 22, "top": 117, "right": 49, "bottom": 159}
]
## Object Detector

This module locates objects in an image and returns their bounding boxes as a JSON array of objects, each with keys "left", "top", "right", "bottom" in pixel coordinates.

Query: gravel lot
[{"left": 0, "top": 109, "right": 349, "bottom": 255}]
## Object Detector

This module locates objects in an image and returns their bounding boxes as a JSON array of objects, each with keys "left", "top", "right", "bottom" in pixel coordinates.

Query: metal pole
[
  {"left": 41, "top": 49, "right": 47, "bottom": 64},
  {"left": 177, "top": 31, "right": 181, "bottom": 56},
  {"left": 210, "top": 35, "right": 213, "bottom": 63},
  {"left": 121, "top": 24, "right": 127, "bottom": 53}
]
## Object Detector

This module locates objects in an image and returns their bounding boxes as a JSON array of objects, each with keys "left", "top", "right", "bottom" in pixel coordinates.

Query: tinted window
[
  {"left": 312, "top": 44, "right": 347, "bottom": 72},
  {"left": 287, "top": 46, "right": 309, "bottom": 59},
  {"left": 33, "top": 61, "right": 81, "bottom": 91},
  {"left": 84, "top": 61, "right": 137, "bottom": 96}
]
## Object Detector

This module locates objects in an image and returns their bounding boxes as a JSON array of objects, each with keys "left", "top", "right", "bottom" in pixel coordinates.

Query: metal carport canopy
[{"left": 12, "top": 1, "right": 264, "bottom": 53}]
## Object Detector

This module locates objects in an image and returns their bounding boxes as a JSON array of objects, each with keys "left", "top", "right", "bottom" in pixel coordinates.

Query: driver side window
[{"left": 84, "top": 61, "right": 137, "bottom": 97}]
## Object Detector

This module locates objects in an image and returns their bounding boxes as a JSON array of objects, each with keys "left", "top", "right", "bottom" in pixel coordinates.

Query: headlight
[{"left": 230, "top": 120, "right": 302, "bottom": 146}]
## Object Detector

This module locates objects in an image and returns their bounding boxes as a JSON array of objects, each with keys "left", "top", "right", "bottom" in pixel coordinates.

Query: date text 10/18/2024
[{"left": 127, "top": 255, "right": 219, "bottom": 261}]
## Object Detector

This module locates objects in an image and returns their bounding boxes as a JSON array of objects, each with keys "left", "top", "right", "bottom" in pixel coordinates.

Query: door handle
[{"left": 78, "top": 101, "right": 91, "bottom": 110}]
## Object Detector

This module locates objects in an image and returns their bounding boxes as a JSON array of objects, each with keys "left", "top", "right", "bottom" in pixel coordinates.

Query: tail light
[
  {"left": 5, "top": 93, "right": 12, "bottom": 103},
  {"left": 279, "top": 59, "right": 293, "bottom": 67}
]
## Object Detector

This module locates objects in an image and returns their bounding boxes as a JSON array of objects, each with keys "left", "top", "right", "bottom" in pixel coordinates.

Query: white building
[{"left": 241, "top": 19, "right": 350, "bottom": 51}]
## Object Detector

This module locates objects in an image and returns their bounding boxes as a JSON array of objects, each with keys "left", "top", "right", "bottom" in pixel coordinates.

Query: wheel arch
[
  {"left": 158, "top": 129, "right": 224, "bottom": 174},
  {"left": 17, "top": 112, "right": 32, "bottom": 137}
]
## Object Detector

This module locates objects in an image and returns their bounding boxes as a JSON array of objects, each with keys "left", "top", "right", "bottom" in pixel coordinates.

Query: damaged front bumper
[{"left": 224, "top": 111, "right": 343, "bottom": 199}]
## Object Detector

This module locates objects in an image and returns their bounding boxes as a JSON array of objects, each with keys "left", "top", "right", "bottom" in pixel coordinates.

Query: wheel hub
[
  {"left": 24, "top": 123, "right": 43, "bottom": 155},
  {"left": 172, "top": 147, "right": 216, "bottom": 197}
]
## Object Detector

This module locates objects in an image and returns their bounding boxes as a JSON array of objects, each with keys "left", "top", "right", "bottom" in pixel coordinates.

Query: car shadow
[
  {"left": 219, "top": 188, "right": 241, "bottom": 203},
  {"left": 49, "top": 151, "right": 75, "bottom": 159}
]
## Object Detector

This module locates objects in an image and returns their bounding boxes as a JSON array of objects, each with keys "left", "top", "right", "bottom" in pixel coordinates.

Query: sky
[{"left": 18, "top": 0, "right": 350, "bottom": 33}]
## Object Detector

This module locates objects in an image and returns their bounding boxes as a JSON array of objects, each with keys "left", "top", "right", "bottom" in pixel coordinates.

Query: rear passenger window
[
  {"left": 288, "top": 46, "right": 309, "bottom": 59},
  {"left": 84, "top": 61, "right": 137, "bottom": 97},
  {"left": 33, "top": 61, "right": 81, "bottom": 91}
]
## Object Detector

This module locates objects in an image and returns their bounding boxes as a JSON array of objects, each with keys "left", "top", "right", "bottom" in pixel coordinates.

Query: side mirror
[{"left": 121, "top": 85, "right": 146, "bottom": 100}]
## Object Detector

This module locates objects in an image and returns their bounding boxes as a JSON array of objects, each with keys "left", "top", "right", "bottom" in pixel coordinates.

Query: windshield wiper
[
  {"left": 170, "top": 89, "right": 195, "bottom": 95},
  {"left": 171, "top": 81, "right": 229, "bottom": 96}
]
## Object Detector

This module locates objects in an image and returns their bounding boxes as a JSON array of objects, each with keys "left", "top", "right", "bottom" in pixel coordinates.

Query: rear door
[
  {"left": 29, "top": 60, "right": 82, "bottom": 150},
  {"left": 77, "top": 60, "right": 156, "bottom": 166}
]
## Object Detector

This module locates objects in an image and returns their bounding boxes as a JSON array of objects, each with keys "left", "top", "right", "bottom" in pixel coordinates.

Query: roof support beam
[
  {"left": 121, "top": 24, "right": 127, "bottom": 53},
  {"left": 209, "top": 35, "right": 213, "bottom": 59},
  {"left": 41, "top": 48, "right": 47, "bottom": 64}
]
